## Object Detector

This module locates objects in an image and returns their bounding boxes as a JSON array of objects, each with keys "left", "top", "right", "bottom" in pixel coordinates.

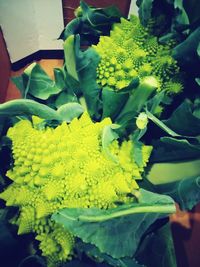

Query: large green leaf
[
  {"left": 74, "top": 35, "right": 102, "bottom": 119},
  {"left": 101, "top": 87, "right": 129, "bottom": 120},
  {"left": 101, "top": 124, "right": 120, "bottom": 162},
  {"left": 147, "top": 99, "right": 200, "bottom": 162},
  {"left": 59, "top": 1, "right": 121, "bottom": 45},
  {"left": 0, "top": 99, "right": 62, "bottom": 120},
  {"left": 136, "top": 223, "right": 177, "bottom": 267},
  {"left": 11, "top": 63, "right": 61, "bottom": 100},
  {"left": 76, "top": 241, "right": 145, "bottom": 267},
  {"left": 163, "top": 99, "right": 200, "bottom": 136},
  {"left": 154, "top": 175, "right": 200, "bottom": 210},
  {"left": 57, "top": 103, "right": 84, "bottom": 122},
  {"left": 172, "top": 27, "right": 200, "bottom": 73},
  {"left": 52, "top": 189, "right": 175, "bottom": 259},
  {"left": 137, "top": 0, "right": 154, "bottom": 26}
]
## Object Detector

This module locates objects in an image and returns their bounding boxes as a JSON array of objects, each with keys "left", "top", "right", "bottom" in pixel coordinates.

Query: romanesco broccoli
[
  {"left": 0, "top": 113, "right": 152, "bottom": 266},
  {"left": 94, "top": 15, "right": 182, "bottom": 93}
]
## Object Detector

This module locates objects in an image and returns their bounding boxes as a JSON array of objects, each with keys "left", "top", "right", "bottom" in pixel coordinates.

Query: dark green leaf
[
  {"left": 59, "top": 1, "right": 121, "bottom": 45},
  {"left": 76, "top": 241, "right": 145, "bottom": 267},
  {"left": 0, "top": 99, "right": 62, "bottom": 120},
  {"left": 137, "top": 0, "right": 154, "bottom": 26},
  {"left": 146, "top": 110, "right": 179, "bottom": 137},
  {"left": 163, "top": 99, "right": 200, "bottom": 136},
  {"left": 52, "top": 189, "right": 175, "bottom": 259},
  {"left": 57, "top": 103, "right": 84, "bottom": 122},
  {"left": 64, "top": 35, "right": 79, "bottom": 81},
  {"left": 74, "top": 35, "right": 102, "bottom": 119},
  {"left": 102, "top": 124, "right": 120, "bottom": 162},
  {"left": 155, "top": 175, "right": 200, "bottom": 210},
  {"left": 101, "top": 87, "right": 128, "bottom": 120},
  {"left": 55, "top": 92, "right": 78, "bottom": 108},
  {"left": 12, "top": 63, "right": 61, "bottom": 100},
  {"left": 172, "top": 27, "right": 200, "bottom": 73},
  {"left": 136, "top": 223, "right": 177, "bottom": 267},
  {"left": 54, "top": 68, "right": 66, "bottom": 90}
]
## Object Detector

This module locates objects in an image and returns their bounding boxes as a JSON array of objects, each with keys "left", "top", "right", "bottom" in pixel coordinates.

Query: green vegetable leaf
[
  {"left": 11, "top": 63, "right": 61, "bottom": 100},
  {"left": 102, "top": 124, "right": 120, "bottom": 162},
  {"left": 137, "top": 0, "right": 154, "bottom": 26},
  {"left": 64, "top": 35, "right": 79, "bottom": 81},
  {"left": 101, "top": 87, "right": 129, "bottom": 120},
  {"left": 172, "top": 27, "right": 200, "bottom": 74},
  {"left": 59, "top": 1, "right": 121, "bottom": 45},
  {"left": 154, "top": 175, "right": 200, "bottom": 210},
  {"left": 74, "top": 35, "right": 102, "bottom": 119},
  {"left": 136, "top": 223, "right": 177, "bottom": 267},
  {"left": 55, "top": 92, "right": 78, "bottom": 108},
  {"left": 52, "top": 189, "right": 175, "bottom": 259},
  {"left": 0, "top": 99, "right": 62, "bottom": 120},
  {"left": 76, "top": 241, "right": 145, "bottom": 267},
  {"left": 57, "top": 103, "right": 84, "bottom": 122},
  {"left": 163, "top": 99, "right": 200, "bottom": 136}
]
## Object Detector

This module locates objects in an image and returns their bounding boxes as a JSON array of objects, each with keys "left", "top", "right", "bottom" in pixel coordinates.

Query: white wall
[
  {"left": 129, "top": 0, "right": 138, "bottom": 17},
  {"left": 0, "top": 0, "right": 64, "bottom": 63}
]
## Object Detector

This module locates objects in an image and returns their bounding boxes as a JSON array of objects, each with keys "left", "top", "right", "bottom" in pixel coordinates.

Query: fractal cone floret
[
  {"left": 0, "top": 113, "right": 152, "bottom": 266},
  {"left": 94, "top": 15, "right": 182, "bottom": 93}
]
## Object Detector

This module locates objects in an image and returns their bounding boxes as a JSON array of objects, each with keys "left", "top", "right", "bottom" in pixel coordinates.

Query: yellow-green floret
[
  {"left": 0, "top": 113, "right": 152, "bottom": 266},
  {"left": 94, "top": 15, "right": 182, "bottom": 93}
]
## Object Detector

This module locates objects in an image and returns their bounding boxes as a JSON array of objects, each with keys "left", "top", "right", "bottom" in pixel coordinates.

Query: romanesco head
[
  {"left": 94, "top": 15, "right": 182, "bottom": 93},
  {"left": 0, "top": 112, "right": 152, "bottom": 266}
]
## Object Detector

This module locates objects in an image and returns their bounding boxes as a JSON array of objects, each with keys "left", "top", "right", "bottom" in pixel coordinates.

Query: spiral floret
[
  {"left": 94, "top": 15, "right": 182, "bottom": 93},
  {"left": 0, "top": 113, "right": 152, "bottom": 266}
]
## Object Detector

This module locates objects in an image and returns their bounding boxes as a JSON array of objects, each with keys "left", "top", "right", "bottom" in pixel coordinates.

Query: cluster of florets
[
  {"left": 0, "top": 113, "right": 152, "bottom": 266},
  {"left": 94, "top": 15, "right": 183, "bottom": 93}
]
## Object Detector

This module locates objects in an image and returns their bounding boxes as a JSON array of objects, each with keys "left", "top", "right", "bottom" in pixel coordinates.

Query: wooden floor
[{"left": 6, "top": 59, "right": 63, "bottom": 101}]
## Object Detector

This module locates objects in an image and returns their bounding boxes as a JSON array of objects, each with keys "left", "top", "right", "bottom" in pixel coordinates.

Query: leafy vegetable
[
  {"left": 52, "top": 189, "right": 175, "bottom": 259},
  {"left": 59, "top": 1, "right": 122, "bottom": 46},
  {"left": 136, "top": 222, "right": 177, "bottom": 267},
  {"left": 0, "top": 113, "right": 152, "bottom": 266}
]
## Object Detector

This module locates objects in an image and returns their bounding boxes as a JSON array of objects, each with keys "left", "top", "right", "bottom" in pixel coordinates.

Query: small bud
[{"left": 136, "top": 112, "right": 148, "bottom": 129}]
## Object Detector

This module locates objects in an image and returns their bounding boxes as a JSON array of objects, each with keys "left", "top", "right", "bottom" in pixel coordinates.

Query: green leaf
[
  {"left": 64, "top": 35, "right": 79, "bottom": 81},
  {"left": 54, "top": 68, "right": 66, "bottom": 90},
  {"left": 136, "top": 223, "right": 177, "bottom": 267},
  {"left": 154, "top": 175, "right": 200, "bottom": 210},
  {"left": 174, "top": 0, "right": 189, "bottom": 26},
  {"left": 59, "top": 1, "right": 121, "bottom": 45},
  {"left": 52, "top": 189, "right": 175, "bottom": 259},
  {"left": 74, "top": 35, "right": 102, "bottom": 119},
  {"left": 0, "top": 99, "right": 62, "bottom": 120},
  {"left": 57, "top": 103, "right": 84, "bottom": 122},
  {"left": 163, "top": 99, "right": 200, "bottom": 136},
  {"left": 146, "top": 110, "right": 179, "bottom": 137},
  {"left": 101, "top": 87, "right": 129, "bottom": 120},
  {"left": 183, "top": 0, "right": 200, "bottom": 26},
  {"left": 64, "top": 34, "right": 101, "bottom": 118},
  {"left": 172, "top": 27, "right": 200, "bottom": 74},
  {"left": 12, "top": 63, "right": 61, "bottom": 100},
  {"left": 55, "top": 92, "right": 78, "bottom": 108},
  {"left": 76, "top": 241, "right": 145, "bottom": 267},
  {"left": 101, "top": 124, "right": 120, "bottom": 162},
  {"left": 137, "top": 0, "right": 154, "bottom": 26}
]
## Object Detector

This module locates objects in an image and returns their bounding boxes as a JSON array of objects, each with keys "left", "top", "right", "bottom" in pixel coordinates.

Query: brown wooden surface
[
  {"left": 62, "top": 0, "right": 131, "bottom": 25},
  {"left": 0, "top": 28, "right": 11, "bottom": 103}
]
